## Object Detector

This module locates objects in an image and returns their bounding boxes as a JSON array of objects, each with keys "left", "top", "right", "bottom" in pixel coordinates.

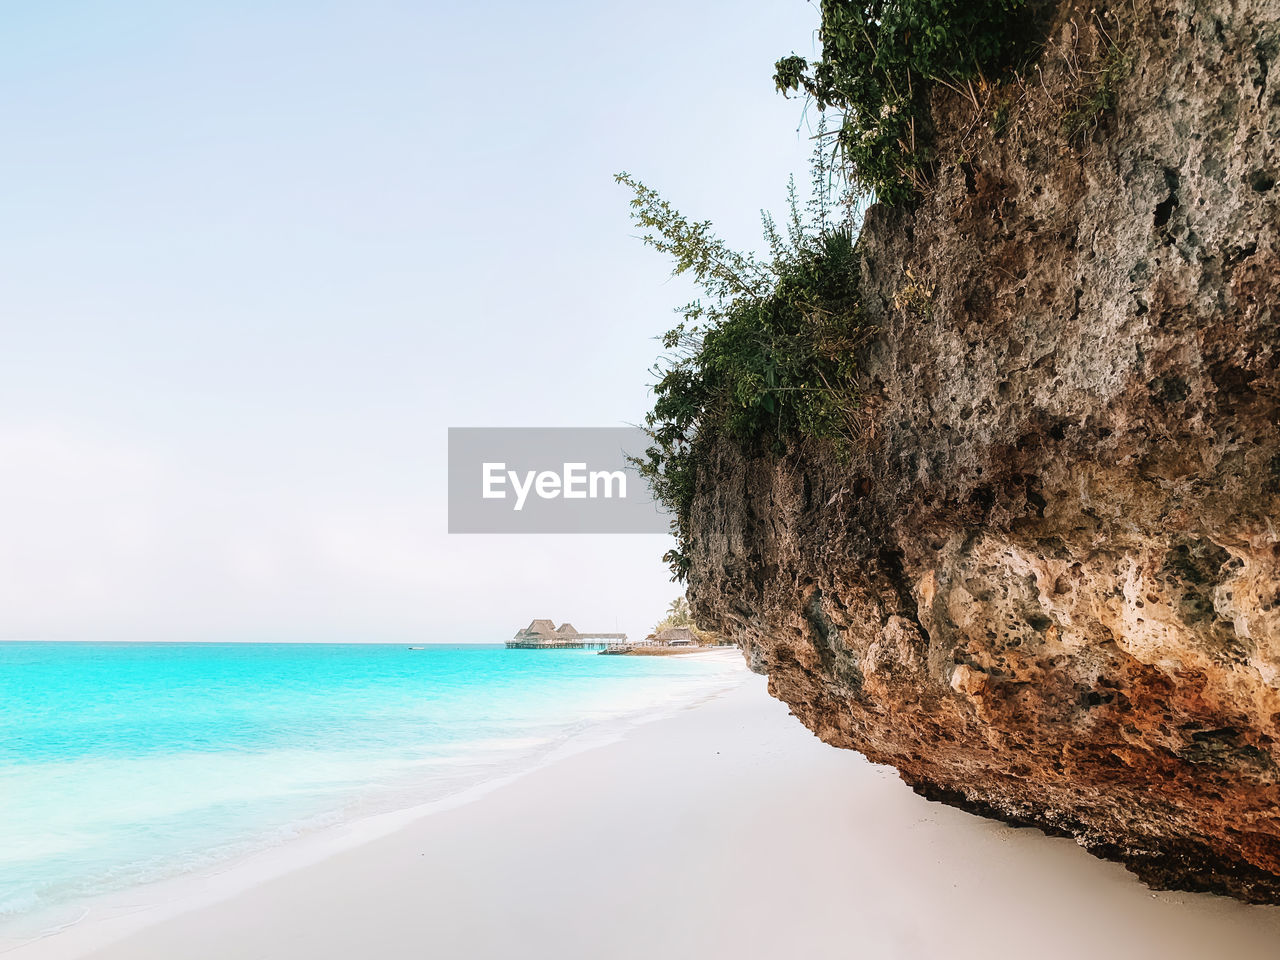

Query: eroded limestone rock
[{"left": 688, "top": 0, "right": 1280, "bottom": 900}]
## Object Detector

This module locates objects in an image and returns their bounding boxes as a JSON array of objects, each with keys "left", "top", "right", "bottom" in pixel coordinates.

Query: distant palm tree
[
  {"left": 653, "top": 596, "right": 694, "bottom": 634},
  {"left": 666, "top": 597, "right": 692, "bottom": 624}
]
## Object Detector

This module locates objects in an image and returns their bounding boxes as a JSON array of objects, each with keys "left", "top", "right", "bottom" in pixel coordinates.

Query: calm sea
[{"left": 0, "top": 641, "right": 742, "bottom": 934}]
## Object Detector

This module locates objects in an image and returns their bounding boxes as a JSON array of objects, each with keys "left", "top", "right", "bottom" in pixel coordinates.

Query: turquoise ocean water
[{"left": 0, "top": 641, "right": 742, "bottom": 935}]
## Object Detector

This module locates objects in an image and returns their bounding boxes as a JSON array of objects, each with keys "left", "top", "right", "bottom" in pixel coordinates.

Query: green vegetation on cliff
[
  {"left": 619, "top": 152, "right": 867, "bottom": 579},
  {"left": 775, "top": 0, "right": 1040, "bottom": 202},
  {"left": 624, "top": 1, "right": 1048, "bottom": 579}
]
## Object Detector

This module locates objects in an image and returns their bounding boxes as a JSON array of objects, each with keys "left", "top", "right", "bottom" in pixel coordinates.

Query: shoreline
[
  {"left": 0, "top": 649, "right": 748, "bottom": 960},
  {"left": 10, "top": 667, "right": 1280, "bottom": 959},
  {"left": 601, "top": 645, "right": 733, "bottom": 656}
]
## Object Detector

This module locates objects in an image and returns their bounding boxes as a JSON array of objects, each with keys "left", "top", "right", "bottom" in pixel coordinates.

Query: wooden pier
[
  {"left": 507, "top": 638, "right": 625, "bottom": 650},
  {"left": 599, "top": 642, "right": 640, "bottom": 655}
]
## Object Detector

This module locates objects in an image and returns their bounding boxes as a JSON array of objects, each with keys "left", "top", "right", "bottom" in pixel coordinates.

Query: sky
[{"left": 0, "top": 0, "right": 820, "bottom": 643}]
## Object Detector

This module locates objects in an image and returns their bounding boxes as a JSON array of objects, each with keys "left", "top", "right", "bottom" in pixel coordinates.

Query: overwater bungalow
[{"left": 507, "top": 619, "right": 627, "bottom": 649}]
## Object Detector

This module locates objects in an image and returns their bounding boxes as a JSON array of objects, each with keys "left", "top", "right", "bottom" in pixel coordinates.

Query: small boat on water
[{"left": 408, "top": 646, "right": 426, "bottom": 650}]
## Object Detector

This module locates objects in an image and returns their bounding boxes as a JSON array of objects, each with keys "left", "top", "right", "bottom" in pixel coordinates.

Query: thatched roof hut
[
  {"left": 514, "top": 619, "right": 558, "bottom": 640},
  {"left": 654, "top": 626, "right": 697, "bottom": 646}
]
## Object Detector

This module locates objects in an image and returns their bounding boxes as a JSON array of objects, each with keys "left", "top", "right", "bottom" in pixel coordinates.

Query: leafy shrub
[
  {"left": 618, "top": 149, "right": 869, "bottom": 579},
  {"left": 775, "top": 0, "right": 1039, "bottom": 202}
]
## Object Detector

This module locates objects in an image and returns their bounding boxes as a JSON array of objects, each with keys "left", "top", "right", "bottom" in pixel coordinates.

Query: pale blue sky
[{"left": 0, "top": 1, "right": 819, "bottom": 641}]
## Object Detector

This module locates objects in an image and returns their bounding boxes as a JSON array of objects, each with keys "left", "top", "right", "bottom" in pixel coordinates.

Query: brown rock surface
[{"left": 687, "top": 0, "right": 1280, "bottom": 900}]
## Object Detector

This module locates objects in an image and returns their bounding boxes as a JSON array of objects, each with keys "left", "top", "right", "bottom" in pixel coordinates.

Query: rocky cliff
[{"left": 688, "top": 0, "right": 1280, "bottom": 900}]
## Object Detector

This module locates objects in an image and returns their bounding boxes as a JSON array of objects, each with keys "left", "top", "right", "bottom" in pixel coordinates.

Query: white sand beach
[{"left": 12, "top": 666, "right": 1280, "bottom": 960}]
